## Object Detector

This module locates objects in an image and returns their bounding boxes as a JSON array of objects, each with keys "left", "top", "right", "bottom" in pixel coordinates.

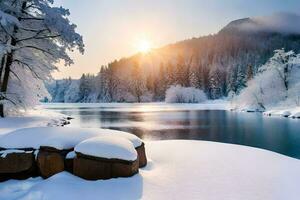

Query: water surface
[{"left": 43, "top": 103, "right": 300, "bottom": 159}]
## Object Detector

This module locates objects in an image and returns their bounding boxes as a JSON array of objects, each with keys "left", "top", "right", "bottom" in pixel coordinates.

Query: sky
[{"left": 53, "top": 0, "right": 300, "bottom": 79}]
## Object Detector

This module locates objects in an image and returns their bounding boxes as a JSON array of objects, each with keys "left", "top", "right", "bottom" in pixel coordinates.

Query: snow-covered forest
[
  {"left": 232, "top": 49, "right": 300, "bottom": 111},
  {"left": 48, "top": 14, "right": 300, "bottom": 104}
]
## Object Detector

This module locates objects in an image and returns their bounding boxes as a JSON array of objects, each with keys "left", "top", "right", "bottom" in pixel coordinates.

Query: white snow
[
  {"left": 66, "top": 151, "right": 76, "bottom": 159},
  {"left": 165, "top": 85, "right": 207, "bottom": 103},
  {"left": 291, "top": 111, "right": 300, "bottom": 118},
  {"left": 104, "top": 129, "right": 142, "bottom": 147},
  {"left": 0, "top": 150, "right": 30, "bottom": 158},
  {"left": 0, "top": 127, "right": 143, "bottom": 150},
  {"left": 0, "top": 109, "right": 67, "bottom": 136},
  {"left": 75, "top": 136, "right": 137, "bottom": 161},
  {"left": 263, "top": 107, "right": 300, "bottom": 119},
  {"left": 0, "top": 140, "right": 299, "bottom": 200}
]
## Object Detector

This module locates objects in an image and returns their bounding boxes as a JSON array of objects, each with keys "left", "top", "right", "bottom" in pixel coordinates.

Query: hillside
[{"left": 47, "top": 13, "right": 300, "bottom": 103}]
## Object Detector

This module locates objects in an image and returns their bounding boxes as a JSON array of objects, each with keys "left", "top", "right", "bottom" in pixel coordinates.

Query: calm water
[{"left": 43, "top": 103, "right": 300, "bottom": 159}]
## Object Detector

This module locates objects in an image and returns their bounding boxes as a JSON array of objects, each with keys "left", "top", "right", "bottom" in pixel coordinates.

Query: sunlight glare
[{"left": 137, "top": 39, "right": 152, "bottom": 53}]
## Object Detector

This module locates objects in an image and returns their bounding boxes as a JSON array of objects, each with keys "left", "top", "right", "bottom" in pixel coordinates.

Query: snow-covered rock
[
  {"left": 107, "top": 130, "right": 143, "bottom": 148},
  {"left": 73, "top": 136, "right": 139, "bottom": 180},
  {"left": 0, "top": 150, "right": 36, "bottom": 178},
  {"left": 0, "top": 127, "right": 101, "bottom": 150},
  {"left": 290, "top": 112, "right": 300, "bottom": 119},
  {"left": 281, "top": 110, "right": 292, "bottom": 117},
  {"left": 0, "top": 150, "right": 27, "bottom": 158},
  {"left": 263, "top": 107, "right": 300, "bottom": 119},
  {"left": 75, "top": 136, "right": 137, "bottom": 161},
  {"left": 0, "top": 127, "right": 143, "bottom": 150}
]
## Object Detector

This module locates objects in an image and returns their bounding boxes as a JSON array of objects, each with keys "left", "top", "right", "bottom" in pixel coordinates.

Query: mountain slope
[{"left": 48, "top": 13, "right": 300, "bottom": 102}]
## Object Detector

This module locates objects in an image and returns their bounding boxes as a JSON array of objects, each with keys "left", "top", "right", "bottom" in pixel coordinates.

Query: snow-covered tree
[
  {"left": 233, "top": 49, "right": 300, "bottom": 110},
  {"left": 209, "top": 65, "right": 226, "bottom": 99},
  {"left": 165, "top": 85, "right": 207, "bottom": 103},
  {"left": 129, "top": 61, "right": 147, "bottom": 102},
  {"left": 0, "top": 0, "right": 84, "bottom": 116},
  {"left": 259, "top": 49, "right": 298, "bottom": 98}
]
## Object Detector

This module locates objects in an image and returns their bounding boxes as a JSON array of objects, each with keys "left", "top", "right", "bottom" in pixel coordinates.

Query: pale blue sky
[{"left": 53, "top": 0, "right": 300, "bottom": 78}]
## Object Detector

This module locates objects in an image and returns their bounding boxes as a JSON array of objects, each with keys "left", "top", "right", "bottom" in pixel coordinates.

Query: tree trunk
[
  {"left": 0, "top": 104, "right": 3, "bottom": 117},
  {"left": 1, "top": 52, "right": 13, "bottom": 92},
  {"left": 0, "top": 2, "right": 26, "bottom": 118},
  {"left": 0, "top": 56, "right": 5, "bottom": 87}
]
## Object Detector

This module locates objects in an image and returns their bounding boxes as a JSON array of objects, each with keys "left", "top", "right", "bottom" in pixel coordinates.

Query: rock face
[
  {"left": 37, "top": 147, "right": 70, "bottom": 178},
  {"left": 73, "top": 152, "right": 139, "bottom": 180},
  {"left": 0, "top": 150, "right": 37, "bottom": 181},
  {"left": 136, "top": 143, "right": 147, "bottom": 168}
]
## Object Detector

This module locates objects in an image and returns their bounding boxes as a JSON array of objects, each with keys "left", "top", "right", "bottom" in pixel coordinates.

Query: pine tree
[
  {"left": 246, "top": 65, "right": 254, "bottom": 81},
  {"left": 166, "top": 61, "right": 175, "bottom": 86},
  {"left": 130, "top": 61, "right": 146, "bottom": 102},
  {"left": 227, "top": 66, "right": 238, "bottom": 94},
  {"left": 209, "top": 66, "right": 223, "bottom": 99},
  {"left": 236, "top": 65, "right": 247, "bottom": 94},
  {"left": 157, "top": 62, "right": 167, "bottom": 100}
]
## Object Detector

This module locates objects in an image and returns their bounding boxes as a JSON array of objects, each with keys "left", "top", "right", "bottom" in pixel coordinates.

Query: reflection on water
[{"left": 43, "top": 103, "right": 300, "bottom": 159}]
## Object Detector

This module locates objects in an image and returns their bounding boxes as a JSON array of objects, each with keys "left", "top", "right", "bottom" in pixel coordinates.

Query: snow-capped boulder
[
  {"left": 290, "top": 112, "right": 300, "bottom": 119},
  {"left": 0, "top": 127, "right": 144, "bottom": 149},
  {"left": 74, "top": 136, "right": 139, "bottom": 180},
  {"left": 0, "top": 150, "right": 37, "bottom": 181},
  {"left": 104, "top": 130, "right": 147, "bottom": 167},
  {"left": 280, "top": 111, "right": 291, "bottom": 117},
  {"left": 75, "top": 136, "right": 137, "bottom": 161},
  {"left": 0, "top": 127, "right": 105, "bottom": 150},
  {"left": 105, "top": 130, "right": 143, "bottom": 148},
  {"left": 37, "top": 147, "right": 70, "bottom": 179}
]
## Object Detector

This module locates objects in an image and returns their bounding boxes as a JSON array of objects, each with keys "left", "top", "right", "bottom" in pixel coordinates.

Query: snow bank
[
  {"left": 0, "top": 140, "right": 300, "bottom": 200},
  {"left": 0, "top": 127, "right": 143, "bottom": 150},
  {"left": 263, "top": 107, "right": 300, "bottom": 119},
  {"left": 75, "top": 136, "right": 137, "bottom": 161},
  {"left": 0, "top": 109, "right": 68, "bottom": 136}
]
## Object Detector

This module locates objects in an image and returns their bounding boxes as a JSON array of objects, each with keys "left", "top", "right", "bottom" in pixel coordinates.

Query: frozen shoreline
[{"left": 0, "top": 109, "right": 70, "bottom": 136}]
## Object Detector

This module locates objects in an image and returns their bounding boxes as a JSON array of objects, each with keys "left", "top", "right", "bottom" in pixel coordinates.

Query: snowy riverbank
[
  {"left": 0, "top": 109, "right": 70, "bottom": 136},
  {"left": 263, "top": 106, "right": 300, "bottom": 119},
  {"left": 0, "top": 140, "right": 299, "bottom": 200}
]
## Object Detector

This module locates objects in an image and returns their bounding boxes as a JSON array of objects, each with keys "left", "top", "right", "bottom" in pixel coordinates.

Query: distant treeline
[{"left": 47, "top": 21, "right": 300, "bottom": 103}]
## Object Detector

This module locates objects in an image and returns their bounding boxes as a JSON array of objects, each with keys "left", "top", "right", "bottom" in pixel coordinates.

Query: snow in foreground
[{"left": 0, "top": 140, "right": 299, "bottom": 200}]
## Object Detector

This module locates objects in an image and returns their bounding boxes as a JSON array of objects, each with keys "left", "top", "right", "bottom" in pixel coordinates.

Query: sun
[{"left": 137, "top": 39, "right": 152, "bottom": 53}]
